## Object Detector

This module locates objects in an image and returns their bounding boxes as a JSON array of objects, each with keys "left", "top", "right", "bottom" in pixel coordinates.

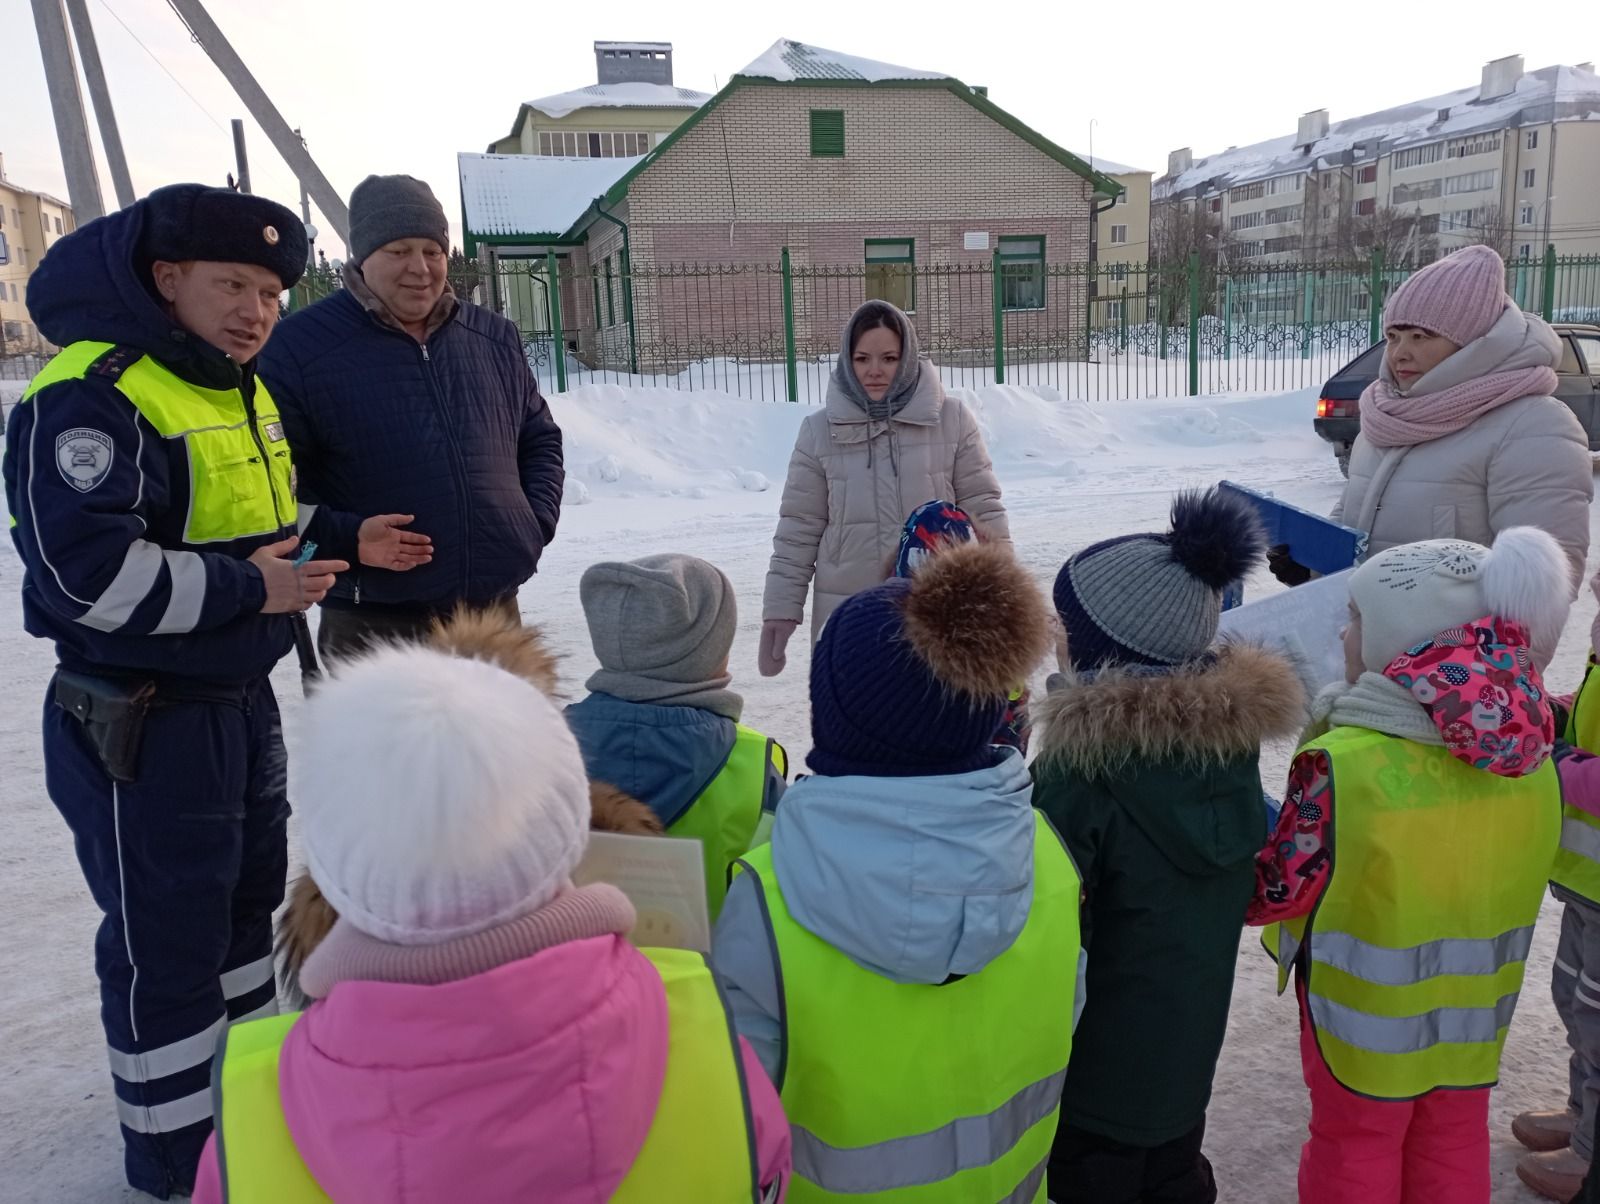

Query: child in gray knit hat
[
  {"left": 565, "top": 554, "right": 787, "bottom": 918},
  {"left": 1032, "top": 488, "right": 1307, "bottom": 1201}
]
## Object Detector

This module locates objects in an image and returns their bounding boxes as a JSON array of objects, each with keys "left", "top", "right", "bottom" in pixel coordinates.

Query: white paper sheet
[
  {"left": 1218, "top": 569, "right": 1355, "bottom": 699},
  {"left": 572, "top": 832, "right": 713, "bottom": 952}
]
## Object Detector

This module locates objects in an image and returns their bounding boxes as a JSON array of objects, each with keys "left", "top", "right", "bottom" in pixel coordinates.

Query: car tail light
[{"left": 1317, "top": 397, "right": 1346, "bottom": 418}]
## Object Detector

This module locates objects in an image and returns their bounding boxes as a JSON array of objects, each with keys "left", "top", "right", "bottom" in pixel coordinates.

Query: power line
[{"left": 93, "top": 0, "right": 226, "bottom": 133}]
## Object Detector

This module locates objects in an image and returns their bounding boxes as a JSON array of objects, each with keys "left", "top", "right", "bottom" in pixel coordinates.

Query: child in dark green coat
[{"left": 1031, "top": 487, "right": 1305, "bottom": 1204}]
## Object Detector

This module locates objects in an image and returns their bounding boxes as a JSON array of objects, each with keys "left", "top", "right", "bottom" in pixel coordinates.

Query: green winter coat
[{"left": 1029, "top": 644, "right": 1304, "bottom": 1147}]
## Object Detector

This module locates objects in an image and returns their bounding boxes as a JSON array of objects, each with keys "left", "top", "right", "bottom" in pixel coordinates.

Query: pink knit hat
[{"left": 1383, "top": 245, "right": 1510, "bottom": 347}]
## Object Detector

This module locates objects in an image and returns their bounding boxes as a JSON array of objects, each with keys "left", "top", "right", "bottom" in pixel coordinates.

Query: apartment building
[
  {"left": 1075, "top": 154, "right": 1152, "bottom": 323},
  {"left": 0, "top": 153, "right": 75, "bottom": 355},
  {"left": 1155, "top": 56, "right": 1600, "bottom": 277}
]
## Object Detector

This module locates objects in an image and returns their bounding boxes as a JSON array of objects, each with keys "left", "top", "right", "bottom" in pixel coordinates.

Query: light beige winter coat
[
  {"left": 762, "top": 368, "right": 1008, "bottom": 640},
  {"left": 1336, "top": 305, "right": 1593, "bottom": 663}
]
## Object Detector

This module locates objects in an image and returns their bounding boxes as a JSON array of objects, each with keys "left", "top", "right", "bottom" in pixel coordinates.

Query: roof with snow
[
  {"left": 524, "top": 82, "right": 711, "bottom": 121},
  {"left": 1161, "top": 63, "right": 1600, "bottom": 194},
  {"left": 1070, "top": 152, "right": 1148, "bottom": 176},
  {"left": 458, "top": 153, "right": 640, "bottom": 242},
  {"left": 735, "top": 39, "right": 952, "bottom": 83}
]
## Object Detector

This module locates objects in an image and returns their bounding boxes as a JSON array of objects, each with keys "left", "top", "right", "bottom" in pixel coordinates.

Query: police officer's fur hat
[{"left": 138, "top": 183, "right": 308, "bottom": 288}]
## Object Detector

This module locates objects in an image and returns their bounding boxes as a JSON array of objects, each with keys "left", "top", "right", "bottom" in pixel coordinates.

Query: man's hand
[
  {"left": 1267, "top": 543, "right": 1313, "bottom": 588},
  {"left": 358, "top": 513, "right": 434, "bottom": 572},
  {"left": 250, "top": 536, "right": 350, "bottom": 614}
]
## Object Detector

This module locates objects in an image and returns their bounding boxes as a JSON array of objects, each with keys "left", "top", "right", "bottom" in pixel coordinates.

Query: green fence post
[
  {"left": 1368, "top": 248, "right": 1384, "bottom": 347},
  {"left": 780, "top": 247, "right": 798, "bottom": 404},
  {"left": 991, "top": 247, "right": 1005, "bottom": 384},
  {"left": 1224, "top": 275, "right": 1234, "bottom": 362},
  {"left": 1119, "top": 286, "right": 1129, "bottom": 351},
  {"left": 1157, "top": 271, "right": 1168, "bottom": 361},
  {"left": 545, "top": 251, "right": 567, "bottom": 393},
  {"left": 1301, "top": 270, "right": 1315, "bottom": 361},
  {"left": 1543, "top": 244, "right": 1558, "bottom": 320},
  {"left": 1187, "top": 252, "right": 1200, "bottom": 397}
]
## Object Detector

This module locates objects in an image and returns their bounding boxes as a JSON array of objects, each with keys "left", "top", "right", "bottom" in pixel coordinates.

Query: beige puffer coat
[
  {"left": 762, "top": 368, "right": 1008, "bottom": 640},
  {"left": 1336, "top": 305, "right": 1593, "bottom": 663}
]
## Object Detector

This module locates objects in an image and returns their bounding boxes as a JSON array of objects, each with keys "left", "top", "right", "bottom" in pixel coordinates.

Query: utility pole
[
  {"left": 295, "top": 129, "right": 315, "bottom": 271},
  {"left": 29, "top": 0, "right": 104, "bottom": 221},
  {"left": 62, "top": 0, "right": 134, "bottom": 209},
  {"left": 163, "top": 0, "right": 350, "bottom": 246},
  {"left": 231, "top": 120, "right": 251, "bottom": 193}
]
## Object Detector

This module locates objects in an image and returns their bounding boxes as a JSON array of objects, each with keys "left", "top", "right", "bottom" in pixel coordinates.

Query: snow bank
[{"left": 549, "top": 381, "right": 1318, "bottom": 505}]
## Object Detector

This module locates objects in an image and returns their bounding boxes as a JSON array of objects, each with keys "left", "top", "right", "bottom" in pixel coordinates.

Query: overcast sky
[{"left": 7, "top": 0, "right": 1595, "bottom": 260}]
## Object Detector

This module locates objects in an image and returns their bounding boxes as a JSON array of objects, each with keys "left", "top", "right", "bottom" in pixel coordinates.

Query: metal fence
[{"left": 291, "top": 248, "right": 1600, "bottom": 403}]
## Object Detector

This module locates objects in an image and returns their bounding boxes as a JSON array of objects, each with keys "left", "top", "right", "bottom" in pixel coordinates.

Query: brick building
[{"left": 459, "top": 39, "right": 1120, "bottom": 375}]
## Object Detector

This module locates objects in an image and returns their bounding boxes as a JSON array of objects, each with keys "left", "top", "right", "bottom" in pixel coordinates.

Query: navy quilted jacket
[{"left": 260, "top": 289, "right": 563, "bottom": 609}]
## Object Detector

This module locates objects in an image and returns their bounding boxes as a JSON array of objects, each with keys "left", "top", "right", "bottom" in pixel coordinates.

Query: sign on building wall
[{"left": 963, "top": 231, "right": 990, "bottom": 251}]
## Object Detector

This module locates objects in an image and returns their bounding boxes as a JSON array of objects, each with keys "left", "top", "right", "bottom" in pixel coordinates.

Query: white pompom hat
[
  {"left": 1349, "top": 526, "right": 1573, "bottom": 672},
  {"left": 296, "top": 642, "right": 591, "bottom": 946}
]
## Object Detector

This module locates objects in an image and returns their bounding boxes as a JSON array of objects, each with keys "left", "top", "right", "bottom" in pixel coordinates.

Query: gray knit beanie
[
  {"left": 581, "top": 555, "right": 740, "bottom": 712},
  {"left": 348, "top": 174, "right": 449, "bottom": 263},
  {"left": 1054, "top": 488, "right": 1266, "bottom": 670}
]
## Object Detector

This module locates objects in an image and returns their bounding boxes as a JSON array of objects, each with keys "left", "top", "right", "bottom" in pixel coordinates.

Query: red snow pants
[{"left": 1297, "top": 993, "right": 1490, "bottom": 1204}]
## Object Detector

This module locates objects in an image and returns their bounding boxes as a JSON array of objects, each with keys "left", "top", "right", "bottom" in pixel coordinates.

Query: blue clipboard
[{"left": 1217, "top": 481, "right": 1367, "bottom": 609}]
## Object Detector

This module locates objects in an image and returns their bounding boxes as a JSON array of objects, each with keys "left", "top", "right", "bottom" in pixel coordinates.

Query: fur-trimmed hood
[{"left": 1033, "top": 643, "right": 1306, "bottom": 777}]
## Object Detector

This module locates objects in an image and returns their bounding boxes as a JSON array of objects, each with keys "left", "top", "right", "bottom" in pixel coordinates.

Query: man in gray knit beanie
[{"left": 348, "top": 174, "right": 450, "bottom": 266}]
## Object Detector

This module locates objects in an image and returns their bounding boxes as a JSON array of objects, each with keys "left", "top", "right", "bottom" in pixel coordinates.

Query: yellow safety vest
[
  {"left": 1557, "top": 659, "right": 1600, "bottom": 906},
  {"left": 737, "top": 810, "right": 1080, "bottom": 1203},
  {"left": 1266, "top": 727, "right": 1559, "bottom": 1099},
  {"left": 669, "top": 725, "right": 787, "bottom": 918},
  {"left": 210, "top": 947, "right": 759, "bottom": 1202},
  {"left": 23, "top": 341, "right": 295, "bottom": 545}
]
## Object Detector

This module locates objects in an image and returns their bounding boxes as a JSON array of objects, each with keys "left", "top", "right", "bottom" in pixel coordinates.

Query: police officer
[{"left": 1, "top": 184, "right": 428, "bottom": 1199}]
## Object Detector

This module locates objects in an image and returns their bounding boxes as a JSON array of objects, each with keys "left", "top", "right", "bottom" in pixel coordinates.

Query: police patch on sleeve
[
  {"left": 264, "top": 420, "right": 286, "bottom": 442},
  {"left": 56, "top": 429, "right": 115, "bottom": 493}
]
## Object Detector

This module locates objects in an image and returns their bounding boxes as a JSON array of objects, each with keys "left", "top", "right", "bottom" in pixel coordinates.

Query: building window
[
  {"left": 1392, "top": 180, "right": 1442, "bottom": 205},
  {"left": 1527, "top": 130, "right": 1539, "bottom": 150},
  {"left": 53, "top": 216, "right": 62, "bottom": 235},
  {"left": 1418, "top": 214, "right": 1440, "bottom": 235},
  {"left": 1520, "top": 203, "right": 1535, "bottom": 225},
  {"left": 603, "top": 256, "right": 615, "bottom": 326},
  {"left": 1210, "top": 197, "right": 1222, "bottom": 213},
  {"left": 809, "top": 110, "right": 845, "bottom": 158},
  {"left": 1110, "top": 224, "right": 1128, "bottom": 245},
  {"left": 1107, "top": 299, "right": 1125, "bottom": 322},
  {"left": 591, "top": 267, "right": 602, "bottom": 326},
  {"left": 1267, "top": 174, "right": 1303, "bottom": 195},
  {"left": 1443, "top": 170, "right": 1497, "bottom": 195},
  {"left": 998, "top": 236, "right": 1045, "bottom": 310},
  {"left": 540, "top": 131, "right": 650, "bottom": 157},
  {"left": 1358, "top": 165, "right": 1377, "bottom": 184},
  {"left": 1354, "top": 198, "right": 1376, "bottom": 217},
  {"left": 1523, "top": 168, "right": 1537, "bottom": 189},
  {"left": 1229, "top": 181, "right": 1265, "bottom": 202},
  {"left": 1230, "top": 212, "right": 1264, "bottom": 231},
  {"left": 1442, "top": 206, "right": 1495, "bottom": 232},
  {"left": 1264, "top": 205, "right": 1301, "bottom": 225},
  {"left": 1519, "top": 244, "right": 1533, "bottom": 259},
  {"left": 1393, "top": 143, "right": 1444, "bottom": 170},
  {"left": 1446, "top": 133, "right": 1501, "bottom": 159},
  {"left": 0, "top": 232, "right": 7, "bottom": 265},
  {"left": 1235, "top": 240, "right": 1266, "bottom": 259},
  {"left": 1114, "top": 192, "right": 1127, "bottom": 205},
  {"left": 1265, "top": 235, "right": 1300, "bottom": 254},
  {"left": 864, "top": 239, "right": 915, "bottom": 312}
]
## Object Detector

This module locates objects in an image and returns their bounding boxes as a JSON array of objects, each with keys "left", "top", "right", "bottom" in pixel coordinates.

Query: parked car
[{"left": 1315, "top": 323, "right": 1600, "bottom": 475}]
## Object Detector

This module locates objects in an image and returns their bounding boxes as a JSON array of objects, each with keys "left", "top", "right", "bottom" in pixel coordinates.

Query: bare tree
[
  {"left": 1462, "top": 206, "right": 1515, "bottom": 258},
  {"left": 1150, "top": 200, "right": 1229, "bottom": 322},
  {"left": 1348, "top": 207, "right": 1439, "bottom": 266}
]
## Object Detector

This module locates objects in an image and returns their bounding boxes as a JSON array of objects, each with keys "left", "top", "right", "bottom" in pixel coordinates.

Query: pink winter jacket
[{"left": 193, "top": 934, "right": 789, "bottom": 1202}]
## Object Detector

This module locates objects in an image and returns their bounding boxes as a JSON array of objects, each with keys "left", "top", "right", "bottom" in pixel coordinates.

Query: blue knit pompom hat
[{"left": 808, "top": 540, "right": 1053, "bottom": 778}]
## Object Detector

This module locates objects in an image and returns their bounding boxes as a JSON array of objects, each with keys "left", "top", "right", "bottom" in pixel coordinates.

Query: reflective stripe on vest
[
  {"left": 669, "top": 725, "right": 786, "bottom": 918},
  {"left": 211, "top": 947, "right": 759, "bottom": 1202},
  {"left": 1270, "top": 727, "right": 1559, "bottom": 1100},
  {"left": 738, "top": 810, "right": 1080, "bottom": 1203},
  {"left": 26, "top": 341, "right": 295, "bottom": 546},
  {"left": 1557, "top": 660, "right": 1600, "bottom": 906}
]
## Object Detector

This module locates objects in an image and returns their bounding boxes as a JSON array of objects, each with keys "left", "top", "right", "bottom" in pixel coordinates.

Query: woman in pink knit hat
[{"left": 1331, "top": 244, "right": 1591, "bottom": 667}]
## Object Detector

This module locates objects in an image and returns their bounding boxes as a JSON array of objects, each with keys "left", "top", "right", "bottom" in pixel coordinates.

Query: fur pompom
[
  {"left": 427, "top": 606, "right": 559, "bottom": 694},
  {"left": 1482, "top": 526, "right": 1573, "bottom": 657},
  {"left": 1167, "top": 487, "right": 1266, "bottom": 591},
  {"left": 276, "top": 872, "right": 338, "bottom": 1008},
  {"left": 588, "top": 781, "right": 666, "bottom": 835},
  {"left": 900, "top": 539, "right": 1053, "bottom": 698}
]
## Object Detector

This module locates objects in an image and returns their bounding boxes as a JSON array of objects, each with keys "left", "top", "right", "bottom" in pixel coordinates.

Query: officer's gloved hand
[{"left": 1267, "top": 544, "right": 1312, "bottom": 587}]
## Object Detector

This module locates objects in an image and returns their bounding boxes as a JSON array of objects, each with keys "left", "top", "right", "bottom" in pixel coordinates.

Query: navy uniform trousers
[{"left": 42, "top": 675, "right": 287, "bottom": 1199}]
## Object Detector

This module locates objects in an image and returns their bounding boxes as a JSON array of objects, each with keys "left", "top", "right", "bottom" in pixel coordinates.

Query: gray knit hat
[
  {"left": 348, "top": 174, "right": 449, "bottom": 263},
  {"left": 1054, "top": 488, "right": 1266, "bottom": 670},
  {"left": 581, "top": 555, "right": 738, "bottom": 709}
]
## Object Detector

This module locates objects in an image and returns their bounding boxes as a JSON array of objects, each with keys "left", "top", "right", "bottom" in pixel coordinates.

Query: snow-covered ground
[{"left": 1, "top": 376, "right": 1594, "bottom": 1202}]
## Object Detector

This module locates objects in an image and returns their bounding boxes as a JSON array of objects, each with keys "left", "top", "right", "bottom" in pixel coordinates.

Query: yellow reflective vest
[
  {"left": 1267, "top": 727, "right": 1559, "bottom": 1099},
  {"left": 669, "top": 725, "right": 786, "bottom": 918},
  {"left": 736, "top": 810, "right": 1080, "bottom": 1203},
  {"left": 1558, "top": 660, "right": 1600, "bottom": 906},
  {"left": 210, "top": 947, "right": 759, "bottom": 1202}
]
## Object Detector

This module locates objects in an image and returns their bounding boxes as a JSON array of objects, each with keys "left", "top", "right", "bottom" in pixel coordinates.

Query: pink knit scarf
[{"left": 1359, "top": 365, "right": 1558, "bottom": 449}]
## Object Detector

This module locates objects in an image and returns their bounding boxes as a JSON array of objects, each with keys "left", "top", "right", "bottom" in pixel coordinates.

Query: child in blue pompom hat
[{"left": 892, "top": 500, "right": 1031, "bottom": 754}]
